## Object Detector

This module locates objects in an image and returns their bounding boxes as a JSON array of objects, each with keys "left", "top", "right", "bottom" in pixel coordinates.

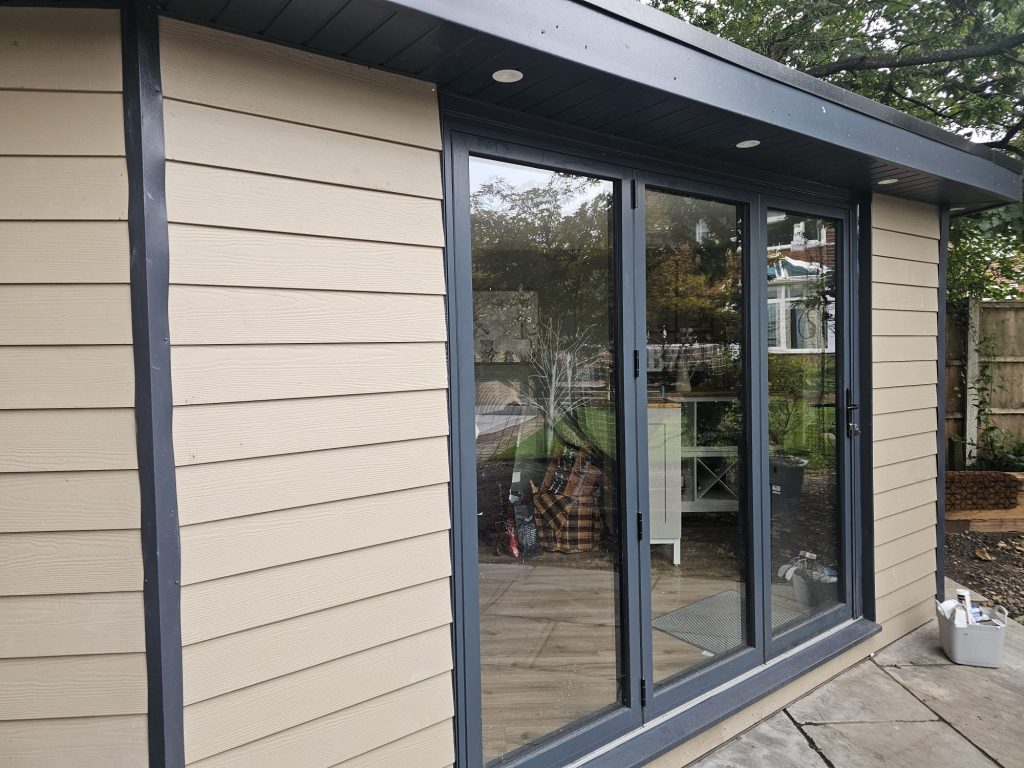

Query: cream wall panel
[
  {"left": 334, "top": 721, "right": 456, "bottom": 768},
  {"left": 0, "top": 221, "right": 130, "bottom": 284},
  {"left": 872, "top": 195, "right": 940, "bottom": 239},
  {"left": 872, "top": 336, "right": 937, "bottom": 363},
  {"left": 0, "top": 593, "right": 144, "bottom": 658},
  {"left": 873, "top": 385, "right": 937, "bottom": 415},
  {"left": 176, "top": 437, "right": 450, "bottom": 525},
  {"left": 183, "top": 627, "right": 453, "bottom": 763},
  {"left": 872, "top": 282, "right": 938, "bottom": 312},
  {"left": 0, "top": 91, "right": 125, "bottom": 155},
  {"left": 0, "top": 9, "right": 122, "bottom": 91},
  {"left": 0, "top": 285, "right": 132, "bottom": 345},
  {"left": 183, "top": 579, "right": 452, "bottom": 704},
  {"left": 180, "top": 485, "right": 451, "bottom": 584},
  {"left": 871, "top": 229, "right": 940, "bottom": 263},
  {"left": 874, "top": 526, "right": 936, "bottom": 572},
  {"left": 0, "top": 347, "right": 135, "bottom": 410},
  {"left": 174, "top": 390, "right": 449, "bottom": 465},
  {"left": 872, "top": 309, "right": 937, "bottom": 337},
  {"left": 0, "top": 714, "right": 147, "bottom": 768},
  {"left": 168, "top": 225, "right": 444, "bottom": 294},
  {"left": 171, "top": 343, "right": 448, "bottom": 405},
  {"left": 873, "top": 360, "right": 937, "bottom": 388},
  {"left": 164, "top": 100, "right": 442, "bottom": 199},
  {"left": 874, "top": 477, "right": 938, "bottom": 516},
  {"left": 181, "top": 532, "right": 452, "bottom": 644},
  {"left": 0, "top": 530, "right": 143, "bottom": 596},
  {"left": 0, "top": 470, "right": 140, "bottom": 532},
  {"left": 168, "top": 285, "right": 446, "bottom": 345},
  {"left": 158, "top": 19, "right": 440, "bottom": 150},
  {"left": 875, "top": 574, "right": 937, "bottom": 623},
  {"left": 0, "top": 653, "right": 147, "bottom": 720},
  {"left": 871, "top": 255, "right": 938, "bottom": 287},
  {"left": 0, "top": 409, "right": 137, "bottom": 472},
  {"left": 0, "top": 157, "right": 127, "bottom": 220},
  {"left": 188, "top": 675, "right": 453, "bottom": 768},
  {"left": 875, "top": 503, "right": 938, "bottom": 545},
  {"left": 873, "top": 432, "right": 937, "bottom": 468},
  {"left": 873, "top": 408, "right": 938, "bottom": 442},
  {"left": 166, "top": 163, "right": 443, "bottom": 246}
]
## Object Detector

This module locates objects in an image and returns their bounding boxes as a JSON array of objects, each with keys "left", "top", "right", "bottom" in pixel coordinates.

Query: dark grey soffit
[{"left": 158, "top": 0, "right": 1022, "bottom": 209}]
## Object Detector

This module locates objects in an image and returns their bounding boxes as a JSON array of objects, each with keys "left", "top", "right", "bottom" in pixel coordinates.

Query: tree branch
[{"left": 803, "top": 31, "right": 1024, "bottom": 77}]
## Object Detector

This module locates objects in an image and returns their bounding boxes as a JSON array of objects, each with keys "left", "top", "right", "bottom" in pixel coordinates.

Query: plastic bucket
[{"left": 936, "top": 601, "right": 1008, "bottom": 668}]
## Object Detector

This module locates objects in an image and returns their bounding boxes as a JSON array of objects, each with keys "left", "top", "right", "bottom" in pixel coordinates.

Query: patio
[{"left": 685, "top": 580, "right": 1024, "bottom": 768}]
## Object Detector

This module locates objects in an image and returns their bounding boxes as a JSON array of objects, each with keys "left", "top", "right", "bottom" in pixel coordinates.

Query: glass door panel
[
  {"left": 644, "top": 188, "right": 749, "bottom": 686},
  {"left": 469, "top": 156, "right": 624, "bottom": 763},
  {"left": 766, "top": 210, "right": 842, "bottom": 633}
]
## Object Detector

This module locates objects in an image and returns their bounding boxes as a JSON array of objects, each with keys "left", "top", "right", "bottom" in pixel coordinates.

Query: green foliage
[{"left": 961, "top": 335, "right": 1024, "bottom": 470}]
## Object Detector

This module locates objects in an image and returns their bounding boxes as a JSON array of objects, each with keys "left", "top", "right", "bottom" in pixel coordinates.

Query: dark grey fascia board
[{"left": 389, "top": 0, "right": 1021, "bottom": 203}]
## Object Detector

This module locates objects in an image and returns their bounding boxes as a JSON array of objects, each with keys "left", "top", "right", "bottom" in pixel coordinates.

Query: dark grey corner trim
[
  {"left": 936, "top": 207, "right": 950, "bottom": 602},
  {"left": 122, "top": 3, "right": 185, "bottom": 767},
  {"left": 583, "top": 618, "right": 881, "bottom": 768},
  {"left": 857, "top": 194, "right": 876, "bottom": 621}
]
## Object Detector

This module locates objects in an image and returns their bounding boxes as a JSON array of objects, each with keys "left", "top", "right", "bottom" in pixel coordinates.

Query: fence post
[{"left": 964, "top": 297, "right": 981, "bottom": 464}]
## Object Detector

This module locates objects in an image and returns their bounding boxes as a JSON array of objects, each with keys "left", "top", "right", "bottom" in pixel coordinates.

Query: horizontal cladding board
[
  {"left": 187, "top": 675, "right": 453, "bottom": 768},
  {"left": 875, "top": 573, "right": 937, "bottom": 623},
  {"left": 0, "top": 653, "right": 147, "bottom": 720},
  {"left": 0, "top": 221, "right": 128, "bottom": 284},
  {"left": 0, "top": 408, "right": 138, "bottom": 472},
  {"left": 873, "top": 408, "right": 938, "bottom": 442},
  {"left": 873, "top": 385, "right": 938, "bottom": 415},
  {"left": 0, "top": 157, "right": 127, "bottom": 220},
  {"left": 171, "top": 342, "right": 448, "bottom": 405},
  {"left": 168, "top": 284, "right": 446, "bottom": 345},
  {"left": 872, "top": 309, "right": 937, "bottom": 337},
  {"left": 875, "top": 479, "right": 938, "bottom": 519},
  {"left": 872, "top": 283, "right": 938, "bottom": 312},
  {"left": 873, "top": 360, "right": 938, "bottom": 388},
  {"left": 874, "top": 525, "right": 937, "bottom": 572},
  {"left": 173, "top": 390, "right": 450, "bottom": 466},
  {"left": 0, "top": 713, "right": 148, "bottom": 768},
  {"left": 872, "top": 195, "right": 941, "bottom": 240},
  {"left": 875, "top": 550, "right": 937, "bottom": 599},
  {"left": 180, "top": 531, "right": 452, "bottom": 644},
  {"left": 0, "top": 346, "right": 135, "bottom": 410},
  {"left": 0, "top": 8, "right": 122, "bottom": 92},
  {"left": 0, "top": 285, "right": 132, "bottom": 346},
  {"left": 872, "top": 336, "right": 938, "bottom": 363},
  {"left": 165, "top": 163, "right": 444, "bottom": 246},
  {"left": 176, "top": 436, "right": 450, "bottom": 525},
  {"left": 874, "top": 458, "right": 938, "bottom": 496},
  {"left": 873, "top": 432, "right": 937, "bottom": 468},
  {"left": 158, "top": 19, "right": 440, "bottom": 150},
  {"left": 0, "top": 592, "right": 145, "bottom": 658},
  {"left": 167, "top": 224, "right": 445, "bottom": 294},
  {"left": 164, "top": 100, "right": 442, "bottom": 199},
  {"left": 184, "top": 578, "right": 452, "bottom": 704},
  {"left": 183, "top": 626, "right": 453, "bottom": 763},
  {"left": 180, "top": 484, "right": 451, "bottom": 584},
  {"left": 871, "top": 256, "right": 939, "bottom": 288},
  {"left": 332, "top": 720, "right": 455, "bottom": 768},
  {"left": 0, "top": 91, "right": 124, "bottom": 155},
  {"left": 0, "top": 531, "right": 142, "bottom": 596},
  {"left": 0, "top": 469, "right": 140, "bottom": 532},
  {"left": 871, "top": 229, "right": 940, "bottom": 263},
  {"left": 875, "top": 503, "right": 938, "bottom": 546}
]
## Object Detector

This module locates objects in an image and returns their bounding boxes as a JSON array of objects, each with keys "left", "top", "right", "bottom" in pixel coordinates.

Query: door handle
[{"left": 846, "top": 389, "right": 860, "bottom": 438}]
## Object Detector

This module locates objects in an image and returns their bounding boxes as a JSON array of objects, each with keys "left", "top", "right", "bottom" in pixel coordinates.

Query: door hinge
[
  {"left": 637, "top": 510, "right": 644, "bottom": 540},
  {"left": 630, "top": 178, "right": 638, "bottom": 209},
  {"left": 633, "top": 349, "right": 640, "bottom": 378},
  {"left": 640, "top": 678, "right": 648, "bottom": 707}
]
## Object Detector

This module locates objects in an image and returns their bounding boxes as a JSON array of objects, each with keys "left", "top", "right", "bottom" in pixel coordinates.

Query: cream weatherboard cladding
[
  {"left": 0, "top": 7, "right": 149, "bottom": 767},
  {"left": 158, "top": 20, "right": 454, "bottom": 768}
]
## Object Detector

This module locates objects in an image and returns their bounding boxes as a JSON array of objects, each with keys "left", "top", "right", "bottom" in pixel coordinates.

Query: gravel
[{"left": 944, "top": 531, "right": 1024, "bottom": 623}]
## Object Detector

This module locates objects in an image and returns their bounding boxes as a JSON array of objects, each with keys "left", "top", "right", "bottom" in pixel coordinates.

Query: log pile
[{"left": 945, "top": 471, "right": 1021, "bottom": 511}]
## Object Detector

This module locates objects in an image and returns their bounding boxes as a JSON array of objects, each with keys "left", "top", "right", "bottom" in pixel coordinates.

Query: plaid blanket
[{"left": 532, "top": 444, "right": 603, "bottom": 553}]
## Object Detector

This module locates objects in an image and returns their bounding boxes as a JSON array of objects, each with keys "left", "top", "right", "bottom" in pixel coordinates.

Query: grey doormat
[{"left": 652, "top": 590, "right": 802, "bottom": 655}]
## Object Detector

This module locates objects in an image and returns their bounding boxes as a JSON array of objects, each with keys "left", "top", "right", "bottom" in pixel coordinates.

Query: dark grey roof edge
[{"left": 578, "top": 0, "right": 1024, "bottom": 174}]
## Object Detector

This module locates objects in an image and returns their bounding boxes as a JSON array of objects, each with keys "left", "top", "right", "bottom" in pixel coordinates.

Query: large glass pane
[
  {"left": 766, "top": 210, "right": 841, "bottom": 632},
  {"left": 470, "top": 157, "right": 622, "bottom": 763},
  {"left": 645, "top": 189, "right": 748, "bottom": 685}
]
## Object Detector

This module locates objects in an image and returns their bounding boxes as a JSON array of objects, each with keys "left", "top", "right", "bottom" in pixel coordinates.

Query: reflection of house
[{"left": 767, "top": 256, "right": 836, "bottom": 353}]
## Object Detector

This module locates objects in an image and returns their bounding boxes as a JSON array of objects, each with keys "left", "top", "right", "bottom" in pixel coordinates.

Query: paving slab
[
  {"left": 887, "top": 664, "right": 1024, "bottom": 768},
  {"left": 805, "top": 721, "right": 999, "bottom": 768},
  {"left": 686, "top": 712, "right": 827, "bottom": 768},
  {"left": 787, "top": 659, "right": 936, "bottom": 724},
  {"left": 873, "top": 620, "right": 951, "bottom": 667}
]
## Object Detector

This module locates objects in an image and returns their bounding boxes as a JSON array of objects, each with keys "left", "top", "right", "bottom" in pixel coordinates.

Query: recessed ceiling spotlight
[
  {"left": 877, "top": 178, "right": 900, "bottom": 185},
  {"left": 735, "top": 139, "right": 761, "bottom": 149},
  {"left": 492, "top": 69, "right": 524, "bottom": 83}
]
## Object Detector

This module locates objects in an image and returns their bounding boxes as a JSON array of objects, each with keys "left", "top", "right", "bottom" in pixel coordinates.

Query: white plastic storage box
[{"left": 936, "top": 602, "right": 1009, "bottom": 668}]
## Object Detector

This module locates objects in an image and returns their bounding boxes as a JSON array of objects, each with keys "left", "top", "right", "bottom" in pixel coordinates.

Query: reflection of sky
[{"left": 469, "top": 156, "right": 611, "bottom": 214}]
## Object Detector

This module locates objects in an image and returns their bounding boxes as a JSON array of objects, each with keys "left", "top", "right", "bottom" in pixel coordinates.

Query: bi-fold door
[{"left": 447, "top": 133, "right": 859, "bottom": 768}]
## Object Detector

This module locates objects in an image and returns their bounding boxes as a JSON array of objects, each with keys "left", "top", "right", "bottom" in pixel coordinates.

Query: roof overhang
[{"left": 159, "top": 0, "right": 1022, "bottom": 210}]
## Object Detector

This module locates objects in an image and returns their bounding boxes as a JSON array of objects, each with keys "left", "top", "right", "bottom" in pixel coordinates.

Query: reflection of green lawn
[{"left": 492, "top": 406, "right": 618, "bottom": 461}]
